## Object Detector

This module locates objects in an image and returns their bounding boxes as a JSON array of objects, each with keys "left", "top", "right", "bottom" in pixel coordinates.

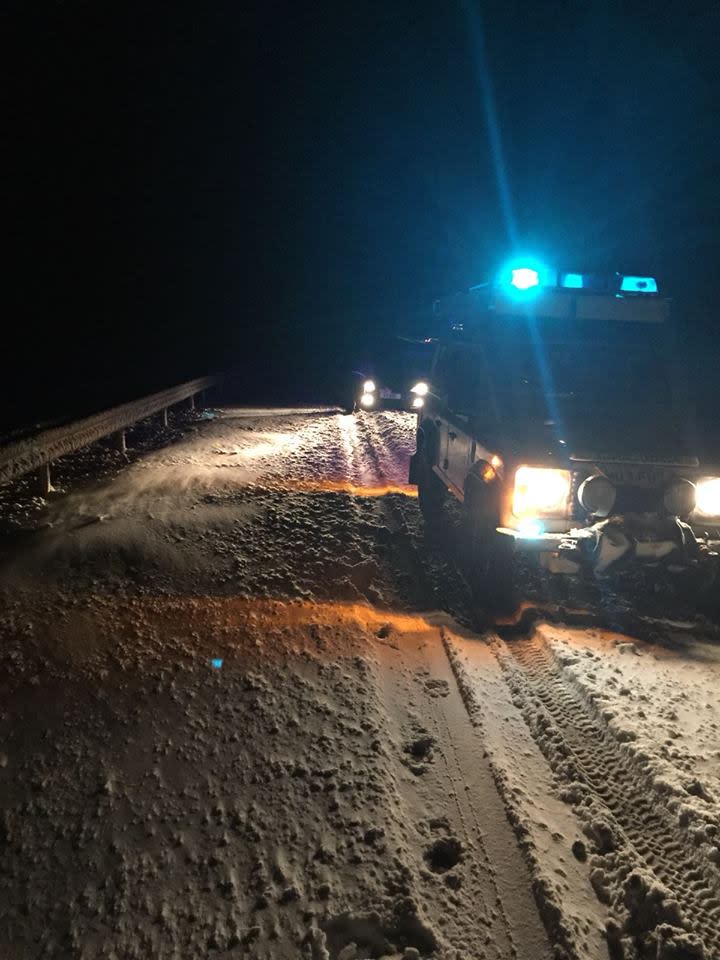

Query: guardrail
[{"left": 0, "top": 375, "right": 219, "bottom": 494}]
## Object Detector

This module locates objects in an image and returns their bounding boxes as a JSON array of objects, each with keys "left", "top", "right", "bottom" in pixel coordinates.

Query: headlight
[
  {"left": 359, "top": 392, "right": 375, "bottom": 408},
  {"left": 411, "top": 396, "right": 424, "bottom": 409},
  {"left": 410, "top": 381, "right": 429, "bottom": 397},
  {"left": 695, "top": 477, "right": 720, "bottom": 517},
  {"left": 578, "top": 474, "right": 616, "bottom": 517},
  {"left": 663, "top": 479, "right": 696, "bottom": 517},
  {"left": 513, "top": 466, "right": 571, "bottom": 518},
  {"left": 363, "top": 380, "right": 376, "bottom": 393}
]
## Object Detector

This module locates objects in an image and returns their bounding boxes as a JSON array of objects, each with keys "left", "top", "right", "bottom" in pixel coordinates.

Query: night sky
[{"left": 7, "top": 1, "right": 720, "bottom": 426}]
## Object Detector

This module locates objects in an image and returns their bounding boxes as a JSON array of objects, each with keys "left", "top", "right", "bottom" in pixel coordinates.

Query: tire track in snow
[
  {"left": 368, "top": 621, "right": 553, "bottom": 959},
  {"left": 354, "top": 410, "right": 720, "bottom": 954},
  {"left": 355, "top": 414, "right": 595, "bottom": 955},
  {"left": 498, "top": 629, "right": 720, "bottom": 956},
  {"left": 348, "top": 411, "right": 416, "bottom": 493}
]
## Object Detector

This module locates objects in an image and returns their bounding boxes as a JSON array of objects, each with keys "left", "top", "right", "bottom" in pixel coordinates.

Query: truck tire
[
  {"left": 417, "top": 457, "right": 446, "bottom": 526},
  {"left": 468, "top": 522, "right": 516, "bottom": 613},
  {"left": 464, "top": 480, "right": 517, "bottom": 613}
]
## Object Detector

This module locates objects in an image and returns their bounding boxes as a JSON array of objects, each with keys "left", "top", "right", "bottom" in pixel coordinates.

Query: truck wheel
[
  {"left": 417, "top": 457, "right": 446, "bottom": 526},
  {"left": 465, "top": 497, "right": 517, "bottom": 614}
]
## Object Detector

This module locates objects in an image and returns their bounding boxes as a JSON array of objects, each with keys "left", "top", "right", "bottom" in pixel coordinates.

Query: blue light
[
  {"left": 496, "top": 257, "right": 566, "bottom": 443},
  {"left": 518, "top": 519, "right": 544, "bottom": 538},
  {"left": 620, "top": 275, "right": 658, "bottom": 294},
  {"left": 510, "top": 267, "right": 540, "bottom": 290},
  {"left": 561, "top": 273, "right": 584, "bottom": 289},
  {"left": 498, "top": 258, "right": 553, "bottom": 298},
  {"left": 210, "top": 658, "right": 223, "bottom": 669}
]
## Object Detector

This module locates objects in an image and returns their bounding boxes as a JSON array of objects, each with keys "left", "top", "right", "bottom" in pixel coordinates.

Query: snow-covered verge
[{"left": 491, "top": 625, "right": 719, "bottom": 959}]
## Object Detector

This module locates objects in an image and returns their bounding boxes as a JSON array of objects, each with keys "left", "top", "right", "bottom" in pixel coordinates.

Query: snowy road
[{"left": 0, "top": 407, "right": 719, "bottom": 959}]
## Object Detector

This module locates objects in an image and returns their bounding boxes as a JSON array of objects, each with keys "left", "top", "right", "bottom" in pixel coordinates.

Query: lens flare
[
  {"left": 518, "top": 518, "right": 544, "bottom": 538},
  {"left": 410, "top": 381, "right": 429, "bottom": 396},
  {"left": 363, "top": 380, "right": 376, "bottom": 393},
  {"left": 360, "top": 393, "right": 375, "bottom": 408}
]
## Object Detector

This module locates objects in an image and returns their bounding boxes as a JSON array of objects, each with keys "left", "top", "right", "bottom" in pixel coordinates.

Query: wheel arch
[
  {"left": 463, "top": 458, "right": 503, "bottom": 526},
  {"left": 416, "top": 419, "right": 441, "bottom": 467}
]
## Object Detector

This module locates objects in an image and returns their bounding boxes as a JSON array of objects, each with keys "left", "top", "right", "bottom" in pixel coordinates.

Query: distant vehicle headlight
[
  {"left": 360, "top": 392, "right": 375, "bottom": 408},
  {"left": 410, "top": 381, "right": 429, "bottom": 397},
  {"left": 512, "top": 466, "right": 571, "bottom": 518},
  {"left": 411, "top": 396, "right": 424, "bottom": 409},
  {"left": 695, "top": 477, "right": 720, "bottom": 517},
  {"left": 363, "top": 380, "right": 376, "bottom": 393}
]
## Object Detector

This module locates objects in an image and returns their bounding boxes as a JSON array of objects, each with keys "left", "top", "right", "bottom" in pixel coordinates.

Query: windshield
[{"left": 436, "top": 329, "right": 697, "bottom": 460}]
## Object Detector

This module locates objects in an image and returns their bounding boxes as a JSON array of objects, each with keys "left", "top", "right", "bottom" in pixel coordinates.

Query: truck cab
[{"left": 409, "top": 263, "right": 720, "bottom": 606}]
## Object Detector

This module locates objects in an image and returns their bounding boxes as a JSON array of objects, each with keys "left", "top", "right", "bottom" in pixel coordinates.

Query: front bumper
[{"left": 499, "top": 516, "right": 720, "bottom": 576}]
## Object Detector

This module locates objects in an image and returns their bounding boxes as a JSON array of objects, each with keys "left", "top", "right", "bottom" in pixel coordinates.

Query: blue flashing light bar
[
  {"left": 494, "top": 260, "right": 661, "bottom": 298},
  {"left": 510, "top": 267, "right": 540, "bottom": 290},
  {"left": 620, "top": 275, "right": 658, "bottom": 294},
  {"left": 498, "top": 258, "right": 553, "bottom": 298}
]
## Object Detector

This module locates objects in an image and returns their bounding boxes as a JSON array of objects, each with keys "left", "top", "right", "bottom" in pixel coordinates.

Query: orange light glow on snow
[{"left": 263, "top": 478, "right": 417, "bottom": 498}]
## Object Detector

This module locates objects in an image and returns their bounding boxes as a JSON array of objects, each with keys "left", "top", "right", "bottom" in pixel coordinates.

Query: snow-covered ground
[{"left": 0, "top": 407, "right": 718, "bottom": 959}]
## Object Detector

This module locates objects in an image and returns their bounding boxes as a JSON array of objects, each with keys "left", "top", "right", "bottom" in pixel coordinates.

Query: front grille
[
  {"left": 613, "top": 485, "right": 663, "bottom": 514},
  {"left": 571, "top": 468, "right": 671, "bottom": 518}
]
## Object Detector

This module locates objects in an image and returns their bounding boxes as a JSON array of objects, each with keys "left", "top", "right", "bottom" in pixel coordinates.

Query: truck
[
  {"left": 408, "top": 261, "right": 720, "bottom": 609},
  {"left": 345, "top": 335, "right": 435, "bottom": 413}
]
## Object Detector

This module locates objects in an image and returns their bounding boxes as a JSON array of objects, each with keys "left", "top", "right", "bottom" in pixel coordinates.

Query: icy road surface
[{"left": 0, "top": 407, "right": 719, "bottom": 960}]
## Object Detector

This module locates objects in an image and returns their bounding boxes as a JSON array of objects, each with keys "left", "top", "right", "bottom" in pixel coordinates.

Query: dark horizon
[{"left": 7, "top": 2, "right": 720, "bottom": 428}]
